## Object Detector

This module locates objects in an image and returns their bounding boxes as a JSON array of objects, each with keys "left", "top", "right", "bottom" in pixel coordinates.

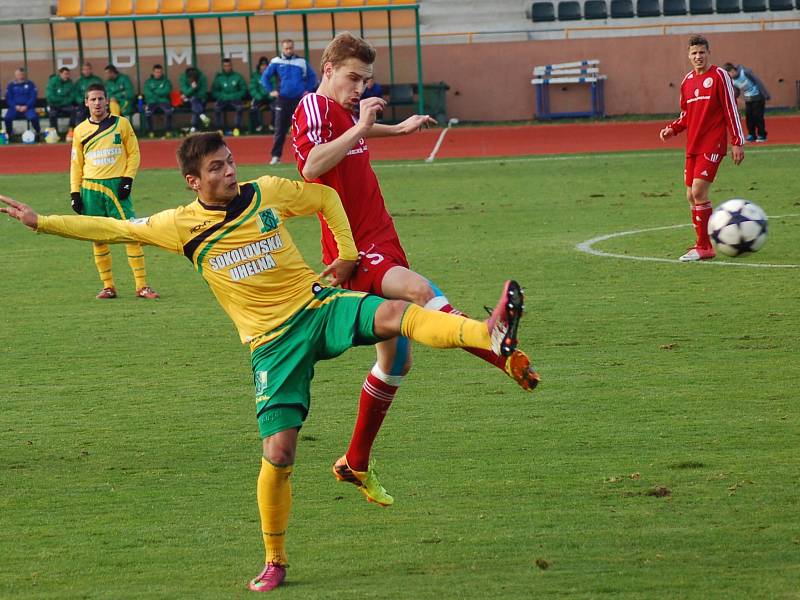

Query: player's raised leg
[{"left": 381, "top": 266, "right": 538, "bottom": 390}]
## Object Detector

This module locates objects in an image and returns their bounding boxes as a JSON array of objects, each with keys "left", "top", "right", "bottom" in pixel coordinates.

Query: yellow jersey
[
  {"left": 39, "top": 176, "right": 359, "bottom": 350},
  {"left": 70, "top": 114, "right": 140, "bottom": 193}
]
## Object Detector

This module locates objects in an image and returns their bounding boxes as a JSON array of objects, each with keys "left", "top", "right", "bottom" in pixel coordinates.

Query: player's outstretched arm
[
  {"left": 0, "top": 194, "right": 39, "bottom": 230},
  {"left": 369, "top": 114, "right": 437, "bottom": 138}
]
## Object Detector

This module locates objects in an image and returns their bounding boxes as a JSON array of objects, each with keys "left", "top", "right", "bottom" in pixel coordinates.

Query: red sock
[
  {"left": 438, "top": 303, "right": 507, "bottom": 371},
  {"left": 692, "top": 203, "right": 713, "bottom": 249},
  {"left": 345, "top": 369, "right": 399, "bottom": 471}
]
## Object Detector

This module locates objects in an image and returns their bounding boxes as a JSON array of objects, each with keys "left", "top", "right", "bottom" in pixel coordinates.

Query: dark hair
[
  {"left": 153, "top": 63, "right": 163, "bottom": 70},
  {"left": 58, "top": 66, "right": 70, "bottom": 73},
  {"left": 688, "top": 35, "right": 709, "bottom": 49},
  {"left": 320, "top": 32, "right": 376, "bottom": 71},
  {"left": 222, "top": 58, "right": 232, "bottom": 65},
  {"left": 105, "top": 64, "right": 119, "bottom": 74},
  {"left": 177, "top": 132, "right": 228, "bottom": 177},
  {"left": 186, "top": 66, "right": 199, "bottom": 83},
  {"left": 257, "top": 56, "right": 269, "bottom": 67},
  {"left": 85, "top": 82, "right": 107, "bottom": 98},
  {"left": 723, "top": 62, "right": 736, "bottom": 71}
]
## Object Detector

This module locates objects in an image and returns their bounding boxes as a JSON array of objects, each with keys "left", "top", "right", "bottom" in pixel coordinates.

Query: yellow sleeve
[
  {"left": 37, "top": 209, "right": 182, "bottom": 253},
  {"left": 122, "top": 119, "right": 140, "bottom": 178},
  {"left": 70, "top": 134, "right": 84, "bottom": 194},
  {"left": 259, "top": 176, "right": 358, "bottom": 262}
]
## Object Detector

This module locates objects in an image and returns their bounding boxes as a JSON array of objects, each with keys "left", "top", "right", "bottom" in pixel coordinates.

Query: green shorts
[
  {"left": 81, "top": 177, "right": 135, "bottom": 219},
  {"left": 251, "top": 286, "right": 386, "bottom": 438}
]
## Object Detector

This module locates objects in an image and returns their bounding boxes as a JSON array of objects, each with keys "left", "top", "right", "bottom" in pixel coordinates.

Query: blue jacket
[
  {"left": 261, "top": 54, "right": 317, "bottom": 100},
  {"left": 6, "top": 79, "right": 38, "bottom": 108}
]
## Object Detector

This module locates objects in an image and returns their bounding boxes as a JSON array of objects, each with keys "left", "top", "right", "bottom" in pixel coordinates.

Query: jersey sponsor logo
[
  {"left": 190, "top": 219, "right": 212, "bottom": 233},
  {"left": 257, "top": 208, "right": 280, "bottom": 234},
  {"left": 85, "top": 145, "right": 123, "bottom": 166},
  {"left": 703, "top": 77, "right": 714, "bottom": 89},
  {"left": 208, "top": 235, "right": 284, "bottom": 281}
]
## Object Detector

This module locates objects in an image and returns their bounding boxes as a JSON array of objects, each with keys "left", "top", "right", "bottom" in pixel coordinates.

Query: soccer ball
[
  {"left": 21, "top": 129, "right": 36, "bottom": 144},
  {"left": 708, "top": 199, "right": 768, "bottom": 257}
]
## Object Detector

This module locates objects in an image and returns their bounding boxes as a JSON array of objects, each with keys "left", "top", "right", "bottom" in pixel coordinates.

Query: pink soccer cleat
[
  {"left": 486, "top": 280, "right": 524, "bottom": 357},
  {"left": 248, "top": 562, "right": 287, "bottom": 592}
]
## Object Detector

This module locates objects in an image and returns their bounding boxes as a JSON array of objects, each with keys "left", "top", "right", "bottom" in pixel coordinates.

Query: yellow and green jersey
[
  {"left": 38, "top": 176, "right": 358, "bottom": 350},
  {"left": 70, "top": 115, "right": 140, "bottom": 194}
]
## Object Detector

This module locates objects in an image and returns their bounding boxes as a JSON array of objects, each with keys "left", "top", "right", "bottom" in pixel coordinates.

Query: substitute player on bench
[
  {"left": 291, "top": 32, "right": 540, "bottom": 507},
  {"left": 659, "top": 34, "right": 745, "bottom": 262},
  {"left": 1, "top": 131, "right": 527, "bottom": 593}
]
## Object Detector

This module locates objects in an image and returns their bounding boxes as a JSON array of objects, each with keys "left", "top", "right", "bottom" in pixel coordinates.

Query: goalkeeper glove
[
  {"left": 70, "top": 192, "right": 83, "bottom": 214},
  {"left": 118, "top": 177, "right": 133, "bottom": 200}
]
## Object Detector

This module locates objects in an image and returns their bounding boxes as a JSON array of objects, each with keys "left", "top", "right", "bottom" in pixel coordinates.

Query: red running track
[{"left": 1, "top": 116, "right": 798, "bottom": 175}]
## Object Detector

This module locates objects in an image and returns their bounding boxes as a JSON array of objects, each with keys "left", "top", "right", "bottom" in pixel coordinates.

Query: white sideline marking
[
  {"left": 576, "top": 215, "right": 800, "bottom": 269},
  {"left": 372, "top": 146, "right": 800, "bottom": 169}
]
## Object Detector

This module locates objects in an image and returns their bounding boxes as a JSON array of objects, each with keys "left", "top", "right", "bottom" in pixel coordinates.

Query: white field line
[
  {"left": 576, "top": 215, "right": 800, "bottom": 269},
  {"left": 372, "top": 145, "right": 800, "bottom": 169}
]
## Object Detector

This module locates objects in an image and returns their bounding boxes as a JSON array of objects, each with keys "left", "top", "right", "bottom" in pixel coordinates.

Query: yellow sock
[
  {"left": 257, "top": 457, "right": 293, "bottom": 566},
  {"left": 126, "top": 243, "right": 148, "bottom": 289},
  {"left": 400, "top": 303, "right": 491, "bottom": 350},
  {"left": 93, "top": 243, "right": 114, "bottom": 288}
]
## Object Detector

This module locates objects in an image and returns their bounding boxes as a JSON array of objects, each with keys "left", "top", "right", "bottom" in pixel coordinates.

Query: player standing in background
[
  {"left": 70, "top": 83, "right": 158, "bottom": 299},
  {"left": 292, "top": 32, "right": 539, "bottom": 507},
  {"left": 262, "top": 39, "right": 317, "bottom": 165},
  {"left": 74, "top": 62, "right": 103, "bottom": 125},
  {"left": 1, "top": 131, "right": 527, "bottom": 593},
  {"left": 660, "top": 34, "right": 745, "bottom": 262}
]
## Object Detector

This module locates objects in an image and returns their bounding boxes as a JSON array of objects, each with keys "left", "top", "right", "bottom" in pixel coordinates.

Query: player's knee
[
  {"left": 373, "top": 299, "right": 408, "bottom": 339},
  {"left": 406, "top": 279, "right": 436, "bottom": 306}
]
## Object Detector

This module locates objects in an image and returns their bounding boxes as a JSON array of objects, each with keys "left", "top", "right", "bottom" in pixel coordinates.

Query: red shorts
[
  {"left": 343, "top": 241, "right": 409, "bottom": 296},
  {"left": 684, "top": 152, "right": 724, "bottom": 187}
]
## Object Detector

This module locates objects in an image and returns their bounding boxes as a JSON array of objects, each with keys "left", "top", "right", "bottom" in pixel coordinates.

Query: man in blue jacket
[
  {"left": 724, "top": 62, "right": 771, "bottom": 143},
  {"left": 4, "top": 67, "right": 41, "bottom": 140},
  {"left": 261, "top": 39, "right": 317, "bottom": 165}
]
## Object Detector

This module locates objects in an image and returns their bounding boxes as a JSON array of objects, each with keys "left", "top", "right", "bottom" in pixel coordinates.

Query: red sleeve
[
  {"left": 292, "top": 93, "right": 334, "bottom": 176},
  {"left": 716, "top": 67, "right": 745, "bottom": 147},
  {"left": 668, "top": 78, "right": 688, "bottom": 134}
]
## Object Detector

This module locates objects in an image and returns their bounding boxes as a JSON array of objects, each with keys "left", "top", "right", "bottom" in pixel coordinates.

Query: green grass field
[{"left": 1, "top": 146, "right": 799, "bottom": 599}]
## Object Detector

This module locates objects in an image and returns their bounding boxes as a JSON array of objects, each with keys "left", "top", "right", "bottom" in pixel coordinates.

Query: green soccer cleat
[{"left": 332, "top": 456, "right": 394, "bottom": 507}]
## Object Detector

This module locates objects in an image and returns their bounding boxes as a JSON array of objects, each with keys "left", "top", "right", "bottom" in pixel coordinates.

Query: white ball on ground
[{"left": 708, "top": 199, "right": 768, "bottom": 257}]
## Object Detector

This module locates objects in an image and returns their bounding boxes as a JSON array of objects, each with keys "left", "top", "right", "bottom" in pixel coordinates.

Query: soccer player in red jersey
[
  {"left": 660, "top": 34, "right": 745, "bottom": 262},
  {"left": 291, "top": 32, "right": 539, "bottom": 506}
]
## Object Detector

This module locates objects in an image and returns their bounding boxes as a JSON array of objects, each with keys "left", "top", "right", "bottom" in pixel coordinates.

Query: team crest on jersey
[
  {"left": 703, "top": 77, "right": 713, "bottom": 89},
  {"left": 113, "top": 133, "right": 122, "bottom": 144},
  {"left": 258, "top": 208, "right": 280, "bottom": 233}
]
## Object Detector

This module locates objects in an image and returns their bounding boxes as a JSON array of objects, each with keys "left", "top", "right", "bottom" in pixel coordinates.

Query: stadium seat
[
  {"left": 57, "top": 0, "right": 82, "bottom": 16},
  {"left": 135, "top": 0, "right": 159, "bottom": 12},
  {"left": 108, "top": 0, "right": 133, "bottom": 14},
  {"left": 610, "top": 0, "right": 635, "bottom": 16},
  {"left": 186, "top": 0, "right": 210, "bottom": 10},
  {"left": 287, "top": 0, "right": 313, "bottom": 7},
  {"left": 83, "top": 0, "right": 107, "bottom": 15},
  {"left": 689, "top": 0, "right": 714, "bottom": 12},
  {"left": 160, "top": 0, "right": 185, "bottom": 12},
  {"left": 715, "top": 0, "right": 740, "bottom": 11},
  {"left": 742, "top": 0, "right": 766, "bottom": 9},
  {"left": 636, "top": 0, "right": 661, "bottom": 15},
  {"left": 210, "top": 0, "right": 235, "bottom": 9},
  {"left": 262, "top": 0, "right": 287, "bottom": 7},
  {"left": 531, "top": 1, "right": 556, "bottom": 21},
  {"left": 557, "top": 1, "right": 582, "bottom": 19},
  {"left": 768, "top": 0, "right": 793, "bottom": 9},
  {"left": 342, "top": 0, "right": 368, "bottom": 5},
  {"left": 238, "top": 0, "right": 264, "bottom": 9},
  {"left": 663, "top": 0, "right": 688, "bottom": 12},
  {"left": 583, "top": 0, "right": 609, "bottom": 18}
]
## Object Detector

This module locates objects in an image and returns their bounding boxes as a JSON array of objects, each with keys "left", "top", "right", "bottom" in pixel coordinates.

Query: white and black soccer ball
[
  {"left": 708, "top": 199, "right": 768, "bottom": 257},
  {"left": 21, "top": 129, "right": 36, "bottom": 144}
]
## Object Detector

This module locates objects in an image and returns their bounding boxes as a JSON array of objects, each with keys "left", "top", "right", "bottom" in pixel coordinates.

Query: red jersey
[
  {"left": 292, "top": 93, "right": 404, "bottom": 266},
  {"left": 667, "top": 65, "right": 744, "bottom": 155}
]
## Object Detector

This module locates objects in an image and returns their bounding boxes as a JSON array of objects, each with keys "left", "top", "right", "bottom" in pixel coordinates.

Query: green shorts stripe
[
  {"left": 81, "top": 177, "right": 135, "bottom": 220},
  {"left": 251, "top": 286, "right": 385, "bottom": 438}
]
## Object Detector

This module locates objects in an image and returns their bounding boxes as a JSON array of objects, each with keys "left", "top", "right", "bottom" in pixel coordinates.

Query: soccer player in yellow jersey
[
  {"left": 1, "top": 132, "right": 527, "bottom": 593},
  {"left": 71, "top": 83, "right": 158, "bottom": 299}
]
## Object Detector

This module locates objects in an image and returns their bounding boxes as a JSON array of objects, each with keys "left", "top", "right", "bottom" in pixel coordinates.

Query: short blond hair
[{"left": 320, "top": 32, "right": 376, "bottom": 72}]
